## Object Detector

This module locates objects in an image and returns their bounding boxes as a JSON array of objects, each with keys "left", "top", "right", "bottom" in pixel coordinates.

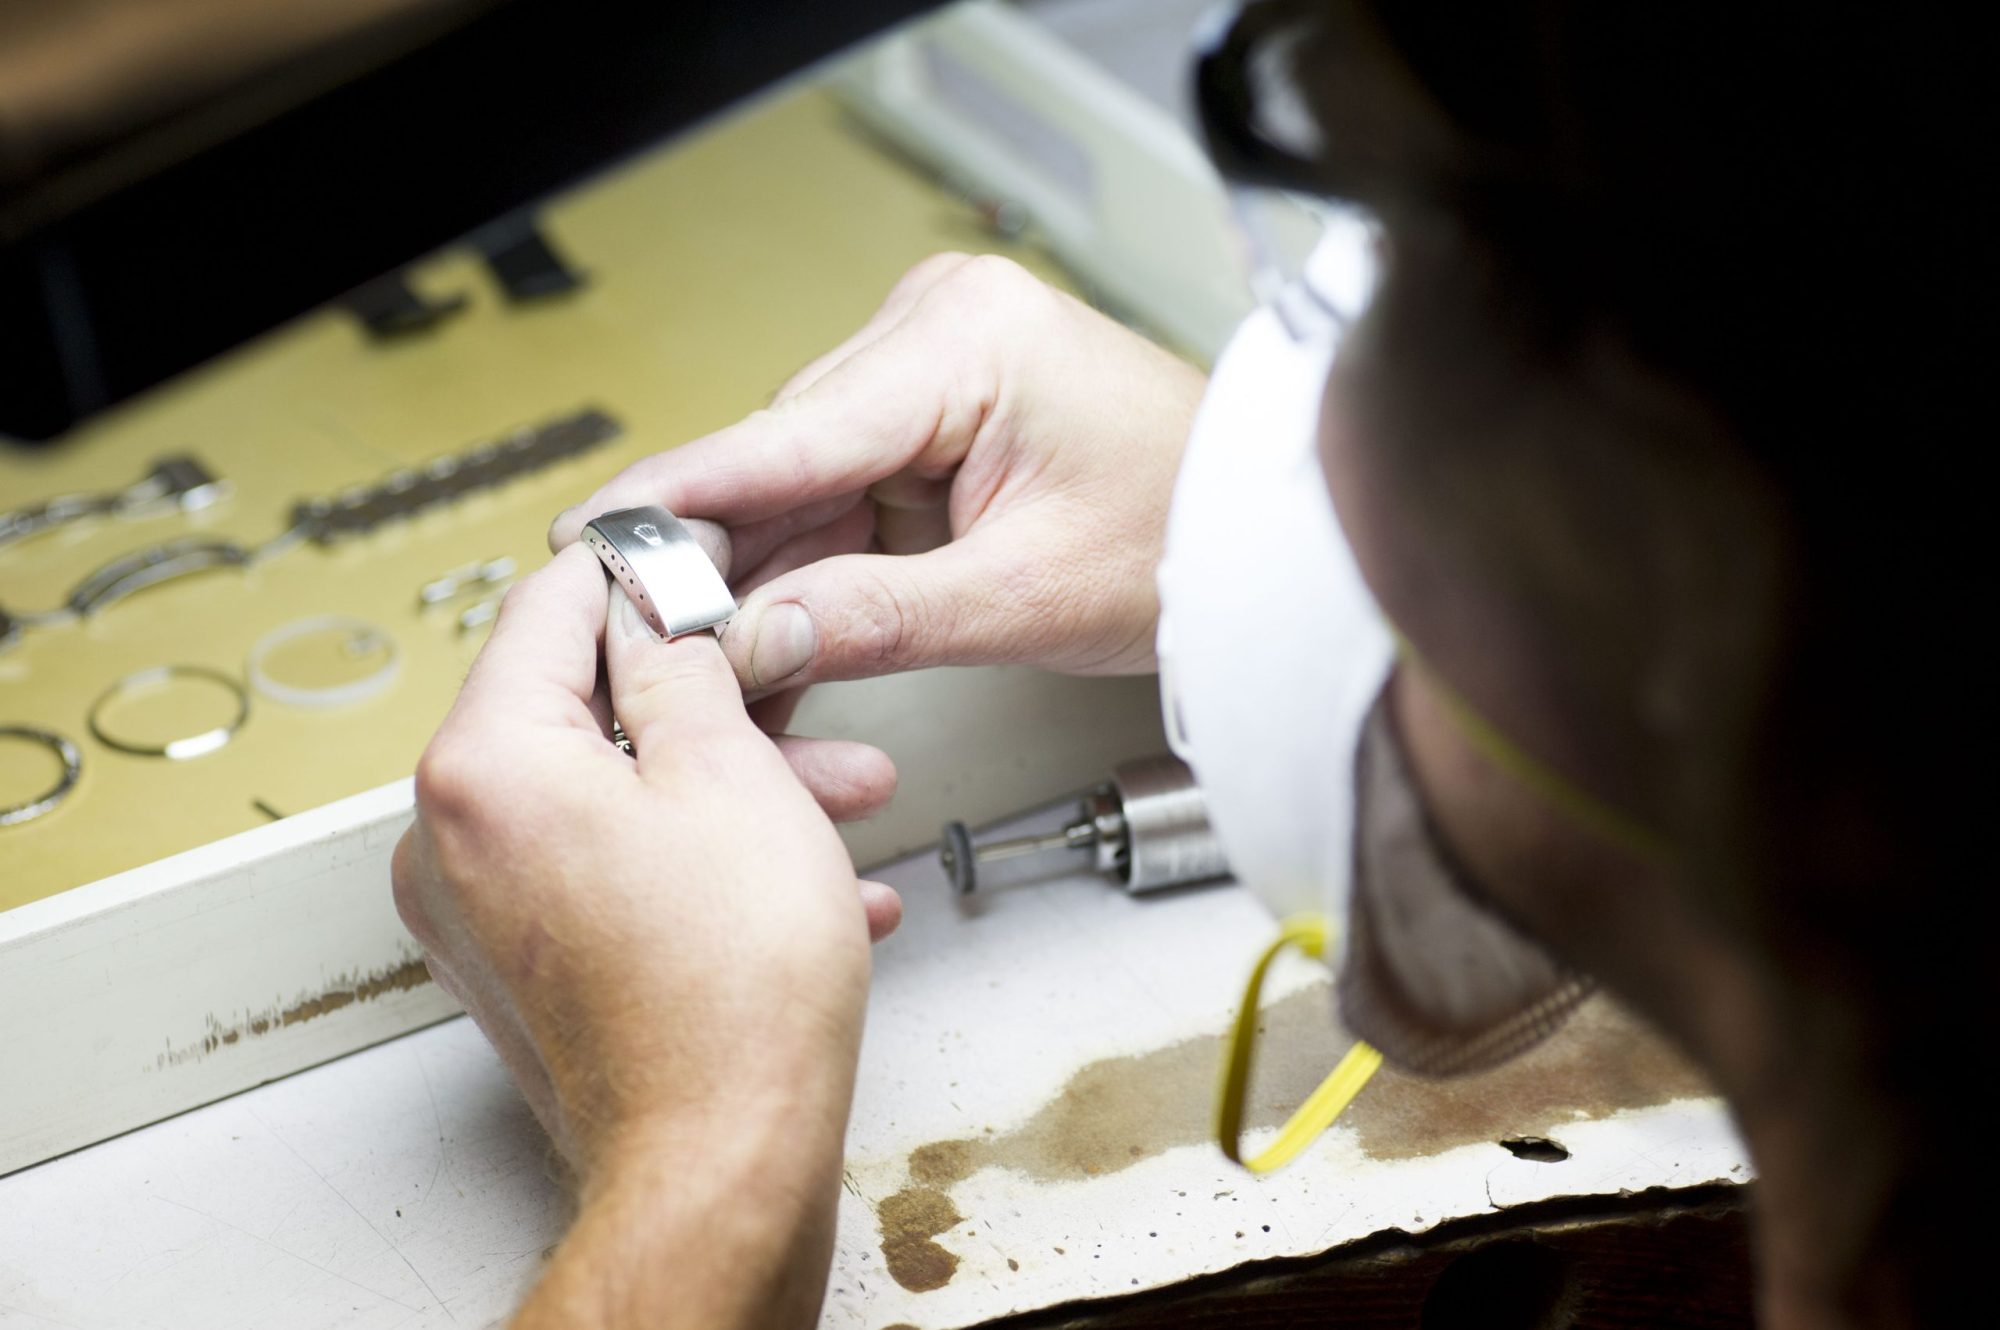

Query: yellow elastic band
[
  {"left": 1388, "top": 628, "right": 1673, "bottom": 863},
  {"left": 1216, "top": 914, "right": 1384, "bottom": 1174}
]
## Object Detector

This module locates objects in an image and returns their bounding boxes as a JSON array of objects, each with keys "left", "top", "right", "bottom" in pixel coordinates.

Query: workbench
[
  {"left": 0, "top": 795, "right": 1752, "bottom": 1329},
  {"left": 2, "top": 14, "right": 1754, "bottom": 1323},
  {"left": 0, "top": 74, "right": 1166, "bottom": 1178}
]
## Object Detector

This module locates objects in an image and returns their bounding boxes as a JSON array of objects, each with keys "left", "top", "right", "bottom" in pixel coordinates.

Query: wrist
[
  {"left": 522, "top": 1052, "right": 858, "bottom": 1330},
  {"left": 572, "top": 980, "right": 868, "bottom": 1168},
  {"left": 545, "top": 939, "right": 871, "bottom": 1176},
  {"left": 585, "top": 1038, "right": 858, "bottom": 1195}
]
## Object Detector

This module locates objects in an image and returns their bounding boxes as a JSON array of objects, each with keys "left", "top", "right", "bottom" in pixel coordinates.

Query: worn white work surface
[{"left": 0, "top": 803, "right": 1747, "bottom": 1329}]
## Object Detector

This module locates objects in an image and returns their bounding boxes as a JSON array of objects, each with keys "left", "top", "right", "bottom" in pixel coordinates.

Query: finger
[
  {"left": 585, "top": 674, "right": 616, "bottom": 740},
  {"left": 859, "top": 880, "right": 904, "bottom": 943},
  {"left": 578, "top": 515, "right": 728, "bottom": 743},
  {"left": 719, "top": 492, "right": 870, "bottom": 587},
  {"left": 602, "top": 586, "right": 754, "bottom": 766},
  {"left": 679, "top": 517, "right": 735, "bottom": 580},
  {"left": 747, "top": 688, "right": 807, "bottom": 735},
  {"left": 722, "top": 536, "right": 1044, "bottom": 696},
  {"left": 772, "top": 736, "right": 897, "bottom": 822},
  {"left": 770, "top": 252, "right": 980, "bottom": 404},
  {"left": 548, "top": 285, "right": 1002, "bottom": 546},
  {"left": 870, "top": 499, "right": 953, "bottom": 557},
  {"left": 445, "top": 543, "right": 610, "bottom": 744},
  {"left": 732, "top": 497, "right": 878, "bottom": 599}
]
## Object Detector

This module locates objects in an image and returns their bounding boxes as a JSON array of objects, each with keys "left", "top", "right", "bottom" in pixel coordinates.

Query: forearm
[{"left": 515, "top": 1055, "right": 859, "bottom": 1329}]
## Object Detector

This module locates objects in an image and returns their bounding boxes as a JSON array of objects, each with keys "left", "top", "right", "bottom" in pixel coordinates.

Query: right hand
[{"left": 549, "top": 253, "right": 1206, "bottom": 701}]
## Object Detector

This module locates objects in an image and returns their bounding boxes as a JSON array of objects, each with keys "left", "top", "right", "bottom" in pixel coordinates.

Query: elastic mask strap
[
  {"left": 1389, "top": 631, "right": 1673, "bottom": 864},
  {"left": 1216, "top": 913, "right": 1384, "bottom": 1173}
]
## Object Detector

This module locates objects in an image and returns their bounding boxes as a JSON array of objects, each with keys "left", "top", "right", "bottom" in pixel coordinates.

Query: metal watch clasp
[{"left": 582, "top": 506, "right": 735, "bottom": 640}]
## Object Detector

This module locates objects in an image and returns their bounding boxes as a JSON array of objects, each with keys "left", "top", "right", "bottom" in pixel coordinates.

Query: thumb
[
  {"left": 604, "top": 588, "right": 753, "bottom": 764},
  {"left": 720, "top": 539, "right": 1044, "bottom": 695}
]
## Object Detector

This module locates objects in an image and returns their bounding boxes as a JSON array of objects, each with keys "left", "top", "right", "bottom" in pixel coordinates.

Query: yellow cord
[
  {"left": 1216, "top": 914, "right": 1384, "bottom": 1173},
  {"left": 1387, "top": 629, "right": 1673, "bottom": 863},
  {"left": 1215, "top": 630, "right": 1670, "bottom": 1172}
]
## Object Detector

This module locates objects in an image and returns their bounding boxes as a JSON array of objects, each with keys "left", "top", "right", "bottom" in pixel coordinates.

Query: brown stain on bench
[
  {"left": 877, "top": 1185, "right": 964, "bottom": 1293},
  {"left": 155, "top": 955, "right": 433, "bottom": 1069},
  {"left": 895, "top": 986, "right": 1710, "bottom": 1194}
]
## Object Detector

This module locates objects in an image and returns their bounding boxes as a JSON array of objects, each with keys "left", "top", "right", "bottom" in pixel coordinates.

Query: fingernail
[
  {"left": 614, "top": 593, "right": 656, "bottom": 642},
  {"left": 749, "top": 602, "right": 815, "bottom": 686}
]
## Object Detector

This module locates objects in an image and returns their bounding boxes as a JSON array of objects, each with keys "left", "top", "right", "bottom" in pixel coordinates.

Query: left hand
[
  {"left": 392, "top": 540, "right": 900, "bottom": 1320},
  {"left": 392, "top": 544, "right": 899, "bottom": 1326}
]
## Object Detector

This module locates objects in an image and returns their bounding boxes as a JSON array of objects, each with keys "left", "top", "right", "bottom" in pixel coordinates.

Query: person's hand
[
  {"left": 549, "top": 253, "right": 1206, "bottom": 708},
  {"left": 392, "top": 545, "right": 897, "bottom": 1327}
]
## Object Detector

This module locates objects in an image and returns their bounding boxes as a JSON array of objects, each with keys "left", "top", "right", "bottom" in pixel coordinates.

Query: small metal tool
[
  {"left": 583, "top": 505, "right": 736, "bottom": 639},
  {"left": 942, "top": 754, "right": 1231, "bottom": 896}
]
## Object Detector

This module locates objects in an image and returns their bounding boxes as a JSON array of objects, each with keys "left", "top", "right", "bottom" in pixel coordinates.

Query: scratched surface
[{"left": 0, "top": 804, "right": 1747, "bottom": 1329}]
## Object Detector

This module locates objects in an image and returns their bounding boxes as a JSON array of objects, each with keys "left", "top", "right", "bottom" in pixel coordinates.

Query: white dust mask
[
  {"left": 1160, "top": 219, "right": 1593, "bottom": 1163},
  {"left": 1155, "top": 212, "right": 1391, "bottom": 934}
]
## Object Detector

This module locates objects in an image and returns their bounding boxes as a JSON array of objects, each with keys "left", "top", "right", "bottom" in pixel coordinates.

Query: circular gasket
[
  {"left": 0, "top": 725, "right": 83, "bottom": 826},
  {"left": 89, "top": 664, "right": 249, "bottom": 760},
  {"left": 246, "top": 614, "right": 400, "bottom": 708}
]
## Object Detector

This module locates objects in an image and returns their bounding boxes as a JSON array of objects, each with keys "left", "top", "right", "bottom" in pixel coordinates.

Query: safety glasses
[{"left": 1192, "top": 0, "right": 1376, "bottom": 343}]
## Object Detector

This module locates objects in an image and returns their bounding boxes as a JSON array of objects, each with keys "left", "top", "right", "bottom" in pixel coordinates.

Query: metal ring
[
  {"left": 246, "top": 615, "right": 400, "bottom": 709},
  {"left": 88, "top": 664, "right": 249, "bottom": 760},
  {"left": 0, "top": 726, "right": 82, "bottom": 826}
]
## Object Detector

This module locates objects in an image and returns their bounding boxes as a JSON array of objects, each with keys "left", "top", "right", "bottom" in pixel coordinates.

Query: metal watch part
[
  {"left": 246, "top": 616, "right": 400, "bottom": 709},
  {"left": 583, "top": 506, "right": 736, "bottom": 640},
  {"left": 291, "top": 408, "right": 619, "bottom": 544},
  {"left": 0, "top": 410, "right": 621, "bottom": 652},
  {"left": 66, "top": 538, "right": 253, "bottom": 618},
  {"left": 456, "top": 589, "right": 514, "bottom": 634},
  {"left": 0, "top": 726, "right": 83, "bottom": 827},
  {"left": 0, "top": 455, "right": 229, "bottom": 550},
  {"left": 88, "top": 664, "right": 250, "bottom": 760},
  {"left": 418, "top": 555, "right": 516, "bottom": 607}
]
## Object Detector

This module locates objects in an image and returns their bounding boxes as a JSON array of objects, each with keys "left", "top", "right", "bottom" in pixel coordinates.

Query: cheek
[
  {"left": 1316, "top": 355, "right": 1380, "bottom": 593},
  {"left": 1314, "top": 323, "right": 1475, "bottom": 657},
  {"left": 1316, "top": 325, "right": 1650, "bottom": 822},
  {"left": 1389, "top": 663, "right": 1617, "bottom": 942},
  {"left": 1390, "top": 659, "right": 1759, "bottom": 1064},
  {"left": 1316, "top": 337, "right": 1485, "bottom": 686}
]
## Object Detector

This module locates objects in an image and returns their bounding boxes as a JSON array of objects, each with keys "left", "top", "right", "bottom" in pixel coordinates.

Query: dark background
[{"left": 0, "top": 0, "right": 940, "bottom": 442}]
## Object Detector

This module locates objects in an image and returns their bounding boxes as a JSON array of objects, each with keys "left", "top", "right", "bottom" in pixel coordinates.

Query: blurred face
[
  {"left": 1313, "top": 211, "right": 1789, "bottom": 1063},
  {"left": 1242, "top": 7, "right": 1940, "bottom": 1317}
]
